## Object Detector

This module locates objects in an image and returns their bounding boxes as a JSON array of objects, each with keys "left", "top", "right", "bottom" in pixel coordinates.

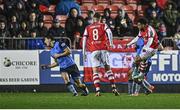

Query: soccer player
[
  {"left": 129, "top": 37, "right": 154, "bottom": 96},
  {"left": 82, "top": 13, "right": 119, "bottom": 96},
  {"left": 126, "top": 17, "right": 157, "bottom": 95},
  {"left": 41, "top": 35, "right": 89, "bottom": 96},
  {"left": 126, "top": 17, "right": 159, "bottom": 61}
]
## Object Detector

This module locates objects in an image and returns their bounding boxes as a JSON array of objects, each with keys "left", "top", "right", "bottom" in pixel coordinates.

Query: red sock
[
  {"left": 93, "top": 72, "right": 100, "bottom": 91},
  {"left": 106, "top": 70, "right": 115, "bottom": 84}
]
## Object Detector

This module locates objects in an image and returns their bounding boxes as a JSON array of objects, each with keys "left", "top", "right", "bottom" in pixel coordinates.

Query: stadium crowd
[{"left": 0, "top": 0, "right": 180, "bottom": 50}]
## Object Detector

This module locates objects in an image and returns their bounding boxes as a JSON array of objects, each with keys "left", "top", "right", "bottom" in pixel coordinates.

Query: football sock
[
  {"left": 131, "top": 81, "right": 136, "bottom": 94},
  {"left": 106, "top": 70, "right": 115, "bottom": 84},
  {"left": 128, "top": 80, "right": 133, "bottom": 94},
  {"left": 143, "top": 79, "right": 151, "bottom": 87},
  {"left": 93, "top": 72, "right": 101, "bottom": 91},
  {"left": 66, "top": 82, "right": 77, "bottom": 95},
  {"left": 135, "top": 83, "right": 141, "bottom": 94}
]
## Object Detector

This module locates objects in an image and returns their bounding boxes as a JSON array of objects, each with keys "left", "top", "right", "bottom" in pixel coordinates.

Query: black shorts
[{"left": 60, "top": 64, "right": 81, "bottom": 80}]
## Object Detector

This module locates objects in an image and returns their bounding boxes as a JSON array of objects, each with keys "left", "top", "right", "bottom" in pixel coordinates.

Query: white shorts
[
  {"left": 140, "top": 47, "right": 157, "bottom": 59},
  {"left": 90, "top": 50, "right": 110, "bottom": 67}
]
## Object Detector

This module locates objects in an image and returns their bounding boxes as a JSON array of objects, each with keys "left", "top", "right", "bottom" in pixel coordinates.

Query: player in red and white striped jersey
[{"left": 82, "top": 13, "right": 119, "bottom": 96}]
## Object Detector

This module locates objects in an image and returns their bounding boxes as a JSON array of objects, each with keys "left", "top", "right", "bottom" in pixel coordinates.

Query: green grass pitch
[{"left": 0, "top": 92, "right": 180, "bottom": 109}]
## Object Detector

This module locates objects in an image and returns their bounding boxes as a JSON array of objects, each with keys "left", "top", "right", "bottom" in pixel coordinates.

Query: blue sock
[
  {"left": 135, "top": 83, "right": 141, "bottom": 94},
  {"left": 131, "top": 81, "right": 136, "bottom": 94},
  {"left": 67, "top": 82, "right": 77, "bottom": 95},
  {"left": 128, "top": 80, "right": 133, "bottom": 94}
]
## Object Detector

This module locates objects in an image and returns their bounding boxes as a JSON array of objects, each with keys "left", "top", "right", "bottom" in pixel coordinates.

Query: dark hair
[
  {"left": 45, "top": 34, "right": 54, "bottom": 41},
  {"left": 94, "top": 13, "right": 101, "bottom": 19},
  {"left": 104, "top": 8, "right": 111, "bottom": 15},
  {"left": 137, "top": 17, "right": 148, "bottom": 25},
  {"left": 88, "top": 10, "right": 94, "bottom": 15}
]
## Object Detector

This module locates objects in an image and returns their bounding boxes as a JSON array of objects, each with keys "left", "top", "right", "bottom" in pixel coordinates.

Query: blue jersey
[
  {"left": 50, "top": 41, "right": 75, "bottom": 69},
  {"left": 136, "top": 37, "right": 151, "bottom": 63},
  {"left": 136, "top": 37, "right": 144, "bottom": 56}
]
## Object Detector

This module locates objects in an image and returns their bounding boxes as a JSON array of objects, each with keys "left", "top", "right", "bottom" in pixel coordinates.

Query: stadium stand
[
  {"left": 0, "top": 0, "right": 179, "bottom": 50},
  {"left": 97, "top": 0, "right": 110, "bottom": 7},
  {"left": 91, "top": 5, "right": 105, "bottom": 14}
]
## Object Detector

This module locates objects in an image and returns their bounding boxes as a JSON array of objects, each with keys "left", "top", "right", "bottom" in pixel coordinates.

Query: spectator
[
  {"left": 145, "top": 1, "right": 163, "bottom": 20},
  {"left": 15, "top": 1, "right": 28, "bottom": 22},
  {"left": 149, "top": 10, "right": 166, "bottom": 41},
  {"left": 8, "top": 15, "right": 20, "bottom": 38},
  {"left": 0, "top": 0, "right": 4, "bottom": 8},
  {"left": 36, "top": 19, "right": 48, "bottom": 37},
  {"left": 65, "top": 7, "right": 84, "bottom": 45},
  {"left": 174, "top": 23, "right": 180, "bottom": 50},
  {"left": 36, "top": 0, "right": 50, "bottom": 7},
  {"left": 101, "top": 16, "right": 106, "bottom": 24},
  {"left": 26, "top": 29, "right": 44, "bottom": 49},
  {"left": 28, "top": 12, "right": 38, "bottom": 30},
  {"left": 73, "top": 17, "right": 86, "bottom": 49},
  {"left": 84, "top": 10, "right": 94, "bottom": 26},
  {"left": 18, "top": 21, "right": 30, "bottom": 38},
  {"left": 0, "top": 20, "right": 11, "bottom": 49},
  {"left": 158, "top": 23, "right": 167, "bottom": 42},
  {"left": 4, "top": 0, "right": 17, "bottom": 14},
  {"left": 56, "top": 0, "right": 81, "bottom": 15},
  {"left": 0, "top": 6, "right": 6, "bottom": 22},
  {"left": 26, "top": 0, "right": 42, "bottom": 20},
  {"left": 48, "top": 19, "right": 66, "bottom": 37},
  {"left": 115, "top": 9, "right": 133, "bottom": 37},
  {"left": 163, "top": 1, "right": 178, "bottom": 37},
  {"left": 102, "top": 8, "right": 115, "bottom": 33}
]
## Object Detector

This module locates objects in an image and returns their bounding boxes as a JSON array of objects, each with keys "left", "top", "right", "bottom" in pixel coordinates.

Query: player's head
[
  {"left": 44, "top": 34, "right": 55, "bottom": 49},
  {"left": 93, "top": 13, "right": 101, "bottom": 23},
  {"left": 137, "top": 17, "right": 148, "bottom": 30}
]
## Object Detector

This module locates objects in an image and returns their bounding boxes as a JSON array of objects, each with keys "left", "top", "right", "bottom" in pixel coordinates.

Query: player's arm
[
  {"left": 82, "top": 27, "right": 88, "bottom": 61},
  {"left": 105, "top": 24, "right": 113, "bottom": 47},
  {"left": 41, "top": 58, "right": 58, "bottom": 69},
  {"left": 126, "top": 35, "right": 139, "bottom": 47},
  {"left": 143, "top": 27, "right": 155, "bottom": 50},
  {"left": 53, "top": 42, "right": 71, "bottom": 59},
  {"left": 53, "top": 47, "right": 71, "bottom": 59}
]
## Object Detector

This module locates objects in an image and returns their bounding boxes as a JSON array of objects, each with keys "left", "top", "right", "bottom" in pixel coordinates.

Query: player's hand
[
  {"left": 41, "top": 64, "right": 49, "bottom": 70},
  {"left": 53, "top": 54, "right": 60, "bottom": 59},
  {"left": 109, "top": 44, "right": 114, "bottom": 48},
  {"left": 124, "top": 44, "right": 128, "bottom": 49}
]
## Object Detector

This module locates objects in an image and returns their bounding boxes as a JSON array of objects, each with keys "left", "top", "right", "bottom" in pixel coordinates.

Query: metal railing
[
  {"left": 0, "top": 37, "right": 72, "bottom": 50},
  {"left": 160, "top": 37, "right": 178, "bottom": 50}
]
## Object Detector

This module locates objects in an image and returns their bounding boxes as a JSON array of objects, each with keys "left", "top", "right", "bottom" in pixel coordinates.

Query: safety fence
[
  {"left": 0, "top": 37, "right": 179, "bottom": 50},
  {"left": 0, "top": 37, "right": 72, "bottom": 50}
]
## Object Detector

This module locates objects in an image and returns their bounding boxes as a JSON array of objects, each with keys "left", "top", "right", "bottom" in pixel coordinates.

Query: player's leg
[
  {"left": 104, "top": 65, "right": 119, "bottom": 96},
  {"left": 69, "top": 65, "right": 89, "bottom": 96},
  {"left": 102, "top": 50, "right": 119, "bottom": 96},
  {"left": 92, "top": 67, "right": 101, "bottom": 96},
  {"left": 127, "top": 68, "right": 133, "bottom": 95},
  {"left": 61, "top": 72, "right": 78, "bottom": 96},
  {"left": 133, "top": 82, "right": 141, "bottom": 96},
  {"left": 90, "top": 51, "right": 101, "bottom": 96}
]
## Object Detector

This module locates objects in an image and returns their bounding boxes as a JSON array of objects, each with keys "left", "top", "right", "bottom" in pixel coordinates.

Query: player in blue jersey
[
  {"left": 128, "top": 37, "right": 154, "bottom": 96},
  {"left": 41, "top": 35, "right": 89, "bottom": 96}
]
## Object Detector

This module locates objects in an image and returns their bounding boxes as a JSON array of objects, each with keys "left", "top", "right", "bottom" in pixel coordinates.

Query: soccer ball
[{"left": 3, "top": 57, "right": 11, "bottom": 67}]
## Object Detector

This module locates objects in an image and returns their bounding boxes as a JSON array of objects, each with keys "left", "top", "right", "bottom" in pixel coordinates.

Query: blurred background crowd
[{"left": 0, "top": 0, "right": 179, "bottom": 50}]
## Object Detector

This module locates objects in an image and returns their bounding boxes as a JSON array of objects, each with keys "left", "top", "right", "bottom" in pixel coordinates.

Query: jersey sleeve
[
  {"left": 104, "top": 24, "right": 113, "bottom": 45},
  {"left": 148, "top": 26, "right": 155, "bottom": 38},
  {"left": 83, "top": 27, "right": 88, "bottom": 37},
  {"left": 59, "top": 42, "right": 68, "bottom": 50}
]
